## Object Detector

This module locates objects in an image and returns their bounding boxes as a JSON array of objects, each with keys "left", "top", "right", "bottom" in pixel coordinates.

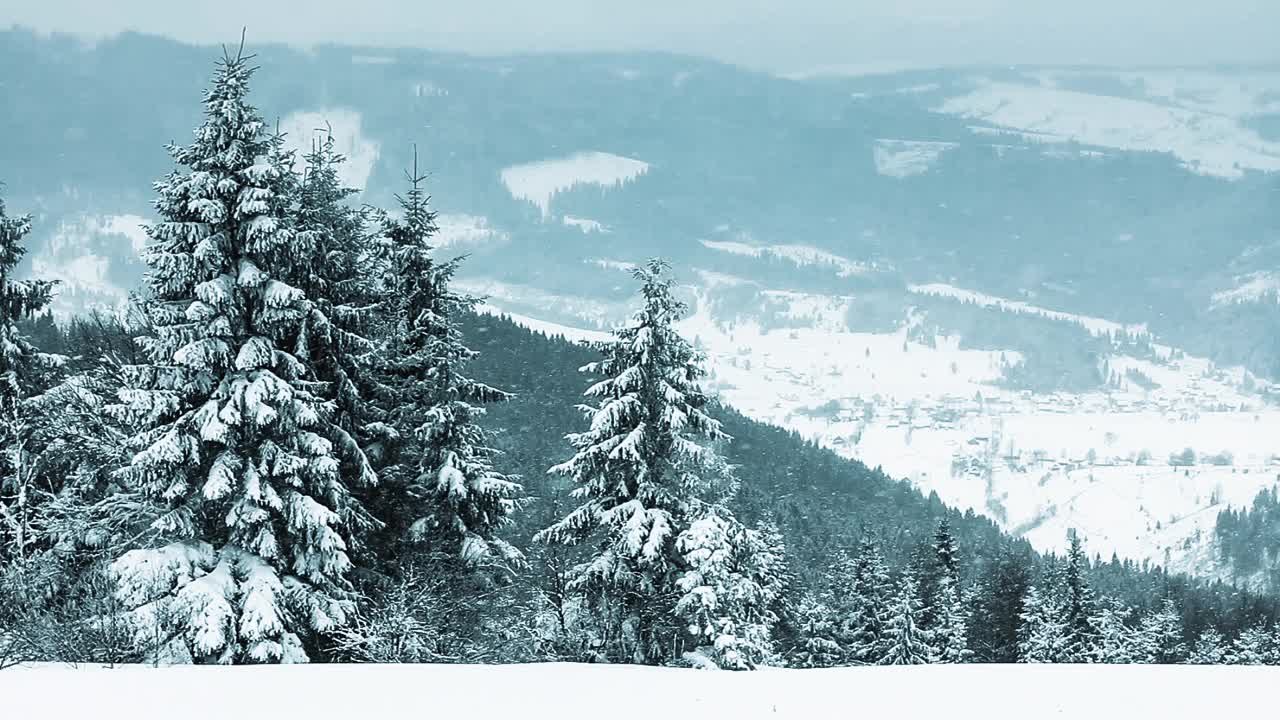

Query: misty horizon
[{"left": 8, "top": 0, "right": 1280, "bottom": 75}]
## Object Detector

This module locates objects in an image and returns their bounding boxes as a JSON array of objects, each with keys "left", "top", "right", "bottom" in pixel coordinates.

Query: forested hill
[{"left": 457, "top": 311, "right": 1280, "bottom": 650}]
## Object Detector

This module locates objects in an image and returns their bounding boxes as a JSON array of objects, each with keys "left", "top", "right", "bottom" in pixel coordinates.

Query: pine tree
[
  {"left": 840, "top": 535, "right": 895, "bottom": 665},
  {"left": 1086, "top": 599, "right": 1134, "bottom": 663},
  {"left": 107, "top": 44, "right": 374, "bottom": 664},
  {"left": 535, "top": 258, "right": 735, "bottom": 664},
  {"left": 371, "top": 157, "right": 521, "bottom": 565},
  {"left": 884, "top": 570, "right": 931, "bottom": 665},
  {"left": 1132, "top": 599, "right": 1186, "bottom": 664},
  {"left": 1017, "top": 584, "right": 1067, "bottom": 663},
  {"left": 1187, "top": 626, "right": 1226, "bottom": 665},
  {"left": 0, "top": 192, "right": 58, "bottom": 561},
  {"left": 1226, "top": 625, "right": 1274, "bottom": 665}
]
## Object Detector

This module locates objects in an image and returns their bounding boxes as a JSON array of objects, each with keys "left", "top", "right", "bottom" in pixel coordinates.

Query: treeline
[
  {"left": 2, "top": 44, "right": 1279, "bottom": 670},
  {"left": 1215, "top": 486, "right": 1280, "bottom": 591}
]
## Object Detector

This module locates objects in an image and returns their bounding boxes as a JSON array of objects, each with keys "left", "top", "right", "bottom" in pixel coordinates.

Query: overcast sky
[{"left": 7, "top": 0, "right": 1280, "bottom": 74}]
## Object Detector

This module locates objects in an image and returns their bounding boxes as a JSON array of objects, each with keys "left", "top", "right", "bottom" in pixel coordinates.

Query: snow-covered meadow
[
  {"left": 0, "top": 662, "right": 1272, "bottom": 719},
  {"left": 499, "top": 151, "right": 650, "bottom": 218}
]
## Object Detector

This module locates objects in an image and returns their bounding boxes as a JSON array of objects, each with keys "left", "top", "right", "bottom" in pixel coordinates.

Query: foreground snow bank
[{"left": 0, "top": 662, "right": 1271, "bottom": 719}]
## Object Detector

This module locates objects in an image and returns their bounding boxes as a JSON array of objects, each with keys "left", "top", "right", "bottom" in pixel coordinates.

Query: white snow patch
[
  {"left": 937, "top": 79, "right": 1280, "bottom": 178},
  {"left": 432, "top": 214, "right": 507, "bottom": 249},
  {"left": 101, "top": 214, "right": 149, "bottom": 253},
  {"left": 475, "top": 303, "right": 612, "bottom": 344},
  {"left": 279, "top": 109, "right": 380, "bottom": 191},
  {"left": 700, "top": 239, "right": 878, "bottom": 277},
  {"left": 499, "top": 152, "right": 650, "bottom": 218},
  {"left": 908, "top": 283, "right": 1150, "bottom": 338},
  {"left": 563, "top": 216, "right": 608, "bottom": 234},
  {"left": 873, "top": 139, "right": 957, "bottom": 178},
  {"left": 1210, "top": 272, "right": 1280, "bottom": 309},
  {"left": 456, "top": 279, "right": 629, "bottom": 330},
  {"left": 588, "top": 259, "right": 638, "bottom": 272}
]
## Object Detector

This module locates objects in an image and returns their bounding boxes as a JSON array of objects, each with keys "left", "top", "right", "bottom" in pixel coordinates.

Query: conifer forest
[{"left": 5, "top": 40, "right": 1280, "bottom": 675}]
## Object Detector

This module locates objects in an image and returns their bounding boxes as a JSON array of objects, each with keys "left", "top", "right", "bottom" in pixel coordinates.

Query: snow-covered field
[
  {"left": 0, "top": 662, "right": 1272, "bottom": 719},
  {"left": 701, "top": 239, "right": 881, "bottom": 277},
  {"left": 936, "top": 74, "right": 1280, "bottom": 179},
  {"left": 279, "top": 108, "right": 380, "bottom": 190},
  {"left": 873, "top": 139, "right": 958, "bottom": 178},
  {"left": 499, "top": 151, "right": 650, "bottom": 218},
  {"left": 480, "top": 276, "right": 1280, "bottom": 582}
]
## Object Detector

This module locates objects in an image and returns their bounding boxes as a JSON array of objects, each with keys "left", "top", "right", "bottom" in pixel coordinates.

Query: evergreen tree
[
  {"left": 1060, "top": 531, "right": 1097, "bottom": 661},
  {"left": 536, "top": 259, "right": 735, "bottom": 664},
  {"left": 930, "top": 576, "right": 974, "bottom": 663},
  {"left": 107, "top": 45, "right": 374, "bottom": 663},
  {"left": 840, "top": 534, "right": 895, "bottom": 665},
  {"left": 371, "top": 158, "right": 521, "bottom": 565},
  {"left": 789, "top": 595, "right": 843, "bottom": 668},
  {"left": 674, "top": 510, "right": 784, "bottom": 669},
  {"left": 1086, "top": 599, "right": 1134, "bottom": 663},
  {"left": 1132, "top": 599, "right": 1186, "bottom": 664},
  {"left": 970, "top": 546, "right": 1032, "bottom": 662},
  {"left": 925, "top": 519, "right": 971, "bottom": 663},
  {"left": 1186, "top": 626, "right": 1227, "bottom": 665},
  {"left": 0, "top": 192, "right": 58, "bottom": 561},
  {"left": 1226, "top": 625, "right": 1274, "bottom": 665},
  {"left": 286, "top": 130, "right": 384, "bottom": 494},
  {"left": 1017, "top": 584, "right": 1067, "bottom": 663},
  {"left": 884, "top": 570, "right": 931, "bottom": 665}
]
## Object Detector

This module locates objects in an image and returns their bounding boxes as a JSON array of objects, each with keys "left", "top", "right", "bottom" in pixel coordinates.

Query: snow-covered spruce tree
[
  {"left": 1016, "top": 584, "right": 1067, "bottom": 663},
  {"left": 883, "top": 570, "right": 932, "bottom": 665},
  {"left": 0, "top": 193, "right": 59, "bottom": 561},
  {"left": 107, "top": 45, "right": 375, "bottom": 664},
  {"left": 1086, "top": 599, "right": 1135, "bottom": 663},
  {"left": 929, "top": 576, "right": 973, "bottom": 663},
  {"left": 789, "top": 595, "right": 843, "bottom": 668},
  {"left": 1059, "top": 531, "right": 1097, "bottom": 661},
  {"left": 674, "top": 510, "right": 787, "bottom": 669},
  {"left": 839, "top": 535, "right": 895, "bottom": 665},
  {"left": 1226, "top": 625, "right": 1274, "bottom": 665},
  {"left": 1131, "top": 599, "right": 1186, "bottom": 664},
  {"left": 285, "top": 131, "right": 384, "bottom": 492},
  {"left": 536, "top": 259, "right": 736, "bottom": 665},
  {"left": 926, "top": 519, "right": 972, "bottom": 663},
  {"left": 1186, "top": 627, "right": 1227, "bottom": 665},
  {"left": 370, "top": 160, "right": 521, "bottom": 566}
]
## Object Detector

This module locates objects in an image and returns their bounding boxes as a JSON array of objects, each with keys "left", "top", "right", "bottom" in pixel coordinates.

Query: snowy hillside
[
  {"left": 499, "top": 151, "right": 650, "bottom": 218},
  {"left": 2, "top": 662, "right": 1275, "bottom": 720},
  {"left": 936, "top": 71, "right": 1280, "bottom": 178},
  {"left": 479, "top": 277, "right": 1280, "bottom": 584}
]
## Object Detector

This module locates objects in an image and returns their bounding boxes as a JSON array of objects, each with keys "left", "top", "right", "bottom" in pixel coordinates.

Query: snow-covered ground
[
  {"left": 432, "top": 214, "right": 509, "bottom": 250},
  {"left": 279, "top": 108, "right": 381, "bottom": 190},
  {"left": 908, "top": 283, "right": 1150, "bottom": 338},
  {"left": 499, "top": 151, "right": 650, "bottom": 218},
  {"left": 480, "top": 276, "right": 1280, "bottom": 583},
  {"left": 701, "top": 239, "right": 881, "bottom": 277},
  {"left": 937, "top": 75, "right": 1280, "bottom": 179},
  {"left": 873, "top": 139, "right": 958, "bottom": 178},
  {"left": 1210, "top": 271, "right": 1280, "bottom": 309},
  {"left": 0, "top": 663, "right": 1273, "bottom": 720}
]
